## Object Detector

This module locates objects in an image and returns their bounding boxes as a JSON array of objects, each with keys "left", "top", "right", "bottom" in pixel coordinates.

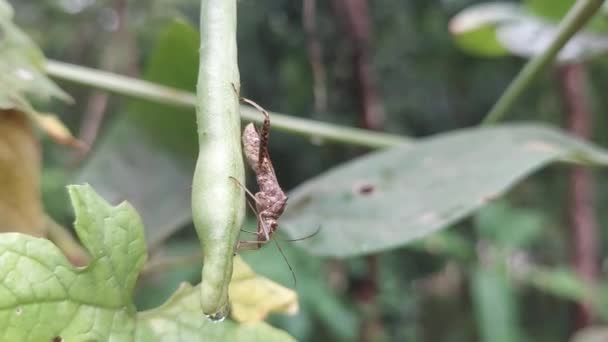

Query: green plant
[
  {"left": 3, "top": 0, "right": 608, "bottom": 341},
  {"left": 191, "top": 0, "right": 245, "bottom": 320}
]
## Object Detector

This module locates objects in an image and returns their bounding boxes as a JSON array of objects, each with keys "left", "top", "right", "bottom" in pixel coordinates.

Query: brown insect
[
  {"left": 229, "top": 93, "right": 320, "bottom": 285},
  {"left": 233, "top": 98, "right": 288, "bottom": 250}
]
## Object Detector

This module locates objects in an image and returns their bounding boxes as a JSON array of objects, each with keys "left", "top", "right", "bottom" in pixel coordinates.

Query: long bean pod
[{"left": 191, "top": 0, "right": 245, "bottom": 320}]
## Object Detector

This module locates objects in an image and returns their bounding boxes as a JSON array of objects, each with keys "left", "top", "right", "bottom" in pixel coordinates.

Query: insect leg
[
  {"left": 240, "top": 98, "right": 270, "bottom": 170},
  {"left": 236, "top": 238, "right": 271, "bottom": 251},
  {"left": 228, "top": 176, "right": 259, "bottom": 204}
]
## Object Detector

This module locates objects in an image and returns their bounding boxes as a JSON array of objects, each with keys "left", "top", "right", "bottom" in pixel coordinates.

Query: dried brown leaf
[{"left": 0, "top": 109, "right": 45, "bottom": 236}]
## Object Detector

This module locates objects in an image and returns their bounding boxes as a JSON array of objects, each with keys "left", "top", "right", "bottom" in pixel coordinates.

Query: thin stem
[
  {"left": 481, "top": 0, "right": 604, "bottom": 125},
  {"left": 45, "top": 60, "right": 408, "bottom": 148},
  {"left": 559, "top": 63, "right": 598, "bottom": 326},
  {"left": 141, "top": 252, "right": 202, "bottom": 276},
  {"left": 45, "top": 215, "right": 89, "bottom": 267}
]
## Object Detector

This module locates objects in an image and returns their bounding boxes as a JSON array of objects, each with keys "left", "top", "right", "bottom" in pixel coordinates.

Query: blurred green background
[{"left": 10, "top": 0, "right": 608, "bottom": 341}]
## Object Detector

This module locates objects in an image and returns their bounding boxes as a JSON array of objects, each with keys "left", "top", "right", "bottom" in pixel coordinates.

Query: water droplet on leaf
[{"left": 204, "top": 303, "right": 229, "bottom": 322}]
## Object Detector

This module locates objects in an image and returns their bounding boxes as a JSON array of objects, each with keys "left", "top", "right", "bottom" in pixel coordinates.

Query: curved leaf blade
[{"left": 281, "top": 125, "right": 608, "bottom": 257}]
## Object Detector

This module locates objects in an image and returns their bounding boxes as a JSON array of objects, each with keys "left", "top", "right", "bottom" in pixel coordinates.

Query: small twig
[
  {"left": 559, "top": 63, "right": 598, "bottom": 326},
  {"left": 332, "top": 2, "right": 385, "bottom": 339},
  {"left": 45, "top": 60, "right": 408, "bottom": 149},
  {"left": 481, "top": 0, "right": 605, "bottom": 125}
]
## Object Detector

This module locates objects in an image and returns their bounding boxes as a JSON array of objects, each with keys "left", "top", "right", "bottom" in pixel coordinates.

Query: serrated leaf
[
  {"left": 281, "top": 125, "right": 608, "bottom": 257},
  {"left": 0, "top": 184, "right": 146, "bottom": 341},
  {"left": 450, "top": 2, "right": 608, "bottom": 62},
  {"left": 135, "top": 283, "right": 296, "bottom": 342},
  {"left": 1, "top": 184, "right": 295, "bottom": 340}
]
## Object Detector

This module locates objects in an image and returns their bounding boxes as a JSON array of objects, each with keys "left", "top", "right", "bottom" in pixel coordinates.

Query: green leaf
[
  {"left": 77, "top": 19, "right": 199, "bottom": 247},
  {"left": 525, "top": 0, "right": 608, "bottom": 33},
  {"left": 472, "top": 268, "right": 523, "bottom": 342},
  {"left": 135, "top": 283, "right": 296, "bottom": 342},
  {"left": 525, "top": 0, "right": 575, "bottom": 21},
  {"left": 450, "top": 2, "right": 608, "bottom": 62},
  {"left": 474, "top": 201, "right": 545, "bottom": 249},
  {"left": 449, "top": 3, "right": 518, "bottom": 57},
  {"left": 516, "top": 266, "right": 608, "bottom": 320},
  {"left": 282, "top": 125, "right": 608, "bottom": 257},
  {"left": 525, "top": 268, "right": 588, "bottom": 302},
  {"left": 0, "top": 184, "right": 146, "bottom": 341},
  {"left": 409, "top": 230, "right": 474, "bottom": 261},
  {"left": 0, "top": 0, "right": 70, "bottom": 110}
]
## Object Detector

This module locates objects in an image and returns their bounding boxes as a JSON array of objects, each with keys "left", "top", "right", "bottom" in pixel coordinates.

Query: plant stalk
[
  {"left": 45, "top": 60, "right": 408, "bottom": 148},
  {"left": 481, "top": 0, "right": 604, "bottom": 125},
  {"left": 559, "top": 63, "right": 598, "bottom": 326}
]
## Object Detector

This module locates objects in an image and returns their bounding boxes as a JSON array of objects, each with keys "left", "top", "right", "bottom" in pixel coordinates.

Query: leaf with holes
[{"left": 281, "top": 125, "right": 608, "bottom": 257}]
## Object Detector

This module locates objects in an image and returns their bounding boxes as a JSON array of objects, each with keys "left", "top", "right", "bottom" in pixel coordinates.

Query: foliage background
[{"left": 7, "top": 0, "right": 608, "bottom": 341}]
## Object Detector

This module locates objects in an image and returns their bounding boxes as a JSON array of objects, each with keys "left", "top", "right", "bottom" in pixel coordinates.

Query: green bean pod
[{"left": 191, "top": 0, "right": 245, "bottom": 320}]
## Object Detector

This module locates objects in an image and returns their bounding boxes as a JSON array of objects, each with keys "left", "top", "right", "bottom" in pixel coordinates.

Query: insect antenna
[
  {"left": 279, "top": 225, "right": 322, "bottom": 242},
  {"left": 272, "top": 239, "right": 297, "bottom": 288}
]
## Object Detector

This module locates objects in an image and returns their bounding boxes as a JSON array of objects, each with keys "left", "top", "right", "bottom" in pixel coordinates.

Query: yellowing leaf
[
  {"left": 31, "top": 112, "right": 86, "bottom": 150},
  {"left": 136, "top": 282, "right": 296, "bottom": 342},
  {"left": 0, "top": 109, "right": 44, "bottom": 236},
  {"left": 230, "top": 256, "right": 299, "bottom": 323}
]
